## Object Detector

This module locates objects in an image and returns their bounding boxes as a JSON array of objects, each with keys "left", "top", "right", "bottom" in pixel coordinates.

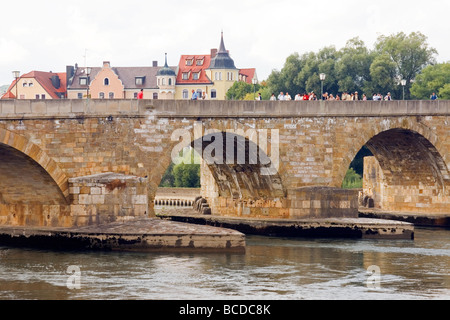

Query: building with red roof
[
  {"left": 1, "top": 71, "right": 66, "bottom": 100},
  {"left": 174, "top": 32, "right": 257, "bottom": 100}
]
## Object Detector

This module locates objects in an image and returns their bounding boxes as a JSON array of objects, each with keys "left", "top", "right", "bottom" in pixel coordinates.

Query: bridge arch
[
  {"left": 340, "top": 120, "right": 449, "bottom": 213},
  {"left": 0, "top": 128, "right": 69, "bottom": 204},
  {"left": 156, "top": 128, "right": 286, "bottom": 216},
  {"left": 339, "top": 119, "right": 448, "bottom": 187},
  {"left": 192, "top": 131, "right": 285, "bottom": 200}
]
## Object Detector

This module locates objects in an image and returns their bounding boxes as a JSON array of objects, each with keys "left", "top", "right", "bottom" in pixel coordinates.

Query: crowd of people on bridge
[{"left": 267, "top": 91, "right": 396, "bottom": 101}]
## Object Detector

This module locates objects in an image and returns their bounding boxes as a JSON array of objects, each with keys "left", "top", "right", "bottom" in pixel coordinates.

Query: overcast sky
[{"left": 1, "top": 0, "right": 449, "bottom": 86}]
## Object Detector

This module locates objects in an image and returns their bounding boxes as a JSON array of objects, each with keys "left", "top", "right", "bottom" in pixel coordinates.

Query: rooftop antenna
[{"left": 83, "top": 49, "right": 88, "bottom": 70}]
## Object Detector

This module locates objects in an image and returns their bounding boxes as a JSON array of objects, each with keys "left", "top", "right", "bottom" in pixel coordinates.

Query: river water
[{"left": 0, "top": 226, "right": 448, "bottom": 300}]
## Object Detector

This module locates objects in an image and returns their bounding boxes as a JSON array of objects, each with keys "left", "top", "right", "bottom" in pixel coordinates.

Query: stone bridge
[{"left": 0, "top": 99, "right": 448, "bottom": 227}]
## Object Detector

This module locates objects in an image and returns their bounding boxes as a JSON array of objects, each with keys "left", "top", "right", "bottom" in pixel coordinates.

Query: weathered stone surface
[
  {"left": 0, "top": 217, "right": 246, "bottom": 252},
  {"left": 0, "top": 100, "right": 447, "bottom": 227}
]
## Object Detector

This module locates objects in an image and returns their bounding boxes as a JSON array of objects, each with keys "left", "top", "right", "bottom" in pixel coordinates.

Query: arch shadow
[{"left": 0, "top": 128, "right": 69, "bottom": 204}]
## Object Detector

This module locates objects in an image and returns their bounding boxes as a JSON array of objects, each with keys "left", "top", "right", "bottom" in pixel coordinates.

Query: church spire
[
  {"left": 209, "top": 31, "right": 236, "bottom": 69},
  {"left": 218, "top": 31, "right": 226, "bottom": 53}
]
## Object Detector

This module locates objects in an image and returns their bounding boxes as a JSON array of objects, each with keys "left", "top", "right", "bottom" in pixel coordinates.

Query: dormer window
[
  {"left": 135, "top": 77, "right": 145, "bottom": 85},
  {"left": 186, "top": 59, "right": 193, "bottom": 66},
  {"left": 196, "top": 58, "right": 204, "bottom": 66},
  {"left": 79, "top": 77, "right": 88, "bottom": 86},
  {"left": 182, "top": 72, "right": 190, "bottom": 80},
  {"left": 193, "top": 72, "right": 200, "bottom": 80}
]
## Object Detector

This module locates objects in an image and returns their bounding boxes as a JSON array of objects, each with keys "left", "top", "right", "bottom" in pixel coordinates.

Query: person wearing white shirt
[
  {"left": 277, "top": 92, "right": 285, "bottom": 100},
  {"left": 285, "top": 92, "right": 292, "bottom": 101}
]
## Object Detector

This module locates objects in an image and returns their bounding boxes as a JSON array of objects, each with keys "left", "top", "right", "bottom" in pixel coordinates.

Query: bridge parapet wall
[{"left": 0, "top": 99, "right": 449, "bottom": 119}]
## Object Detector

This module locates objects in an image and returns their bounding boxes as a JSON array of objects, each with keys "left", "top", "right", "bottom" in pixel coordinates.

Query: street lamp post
[
  {"left": 319, "top": 73, "right": 326, "bottom": 100},
  {"left": 252, "top": 76, "right": 258, "bottom": 100},
  {"left": 86, "top": 67, "right": 92, "bottom": 99},
  {"left": 401, "top": 79, "right": 407, "bottom": 100},
  {"left": 12, "top": 71, "right": 20, "bottom": 99}
]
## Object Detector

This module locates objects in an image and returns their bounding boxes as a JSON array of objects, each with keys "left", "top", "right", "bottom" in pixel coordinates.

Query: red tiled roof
[
  {"left": 176, "top": 55, "right": 213, "bottom": 84},
  {"left": 26, "top": 71, "right": 67, "bottom": 99},
  {"left": 1, "top": 90, "right": 16, "bottom": 99},
  {"left": 1, "top": 71, "right": 66, "bottom": 99},
  {"left": 239, "top": 68, "right": 256, "bottom": 84}
]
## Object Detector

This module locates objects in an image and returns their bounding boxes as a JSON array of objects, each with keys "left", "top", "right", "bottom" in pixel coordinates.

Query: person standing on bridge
[
  {"left": 137, "top": 89, "right": 144, "bottom": 99},
  {"left": 191, "top": 90, "right": 198, "bottom": 100},
  {"left": 277, "top": 92, "right": 285, "bottom": 100},
  {"left": 430, "top": 92, "right": 438, "bottom": 100}
]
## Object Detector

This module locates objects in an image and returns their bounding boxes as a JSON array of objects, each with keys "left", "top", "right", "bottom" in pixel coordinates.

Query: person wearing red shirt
[{"left": 137, "top": 89, "right": 144, "bottom": 99}]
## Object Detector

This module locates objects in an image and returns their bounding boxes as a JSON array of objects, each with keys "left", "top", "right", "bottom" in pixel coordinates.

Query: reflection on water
[{"left": 0, "top": 227, "right": 448, "bottom": 300}]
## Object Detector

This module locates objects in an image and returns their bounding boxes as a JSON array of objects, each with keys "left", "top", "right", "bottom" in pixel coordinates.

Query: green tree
[
  {"left": 173, "top": 163, "right": 200, "bottom": 188},
  {"left": 375, "top": 31, "right": 437, "bottom": 99},
  {"left": 439, "top": 83, "right": 450, "bottom": 100},
  {"left": 267, "top": 53, "right": 303, "bottom": 96},
  {"left": 335, "top": 37, "right": 373, "bottom": 95},
  {"left": 410, "top": 62, "right": 450, "bottom": 99},
  {"left": 365, "top": 53, "right": 397, "bottom": 97},
  {"left": 159, "top": 162, "right": 175, "bottom": 187},
  {"left": 226, "top": 81, "right": 260, "bottom": 100}
]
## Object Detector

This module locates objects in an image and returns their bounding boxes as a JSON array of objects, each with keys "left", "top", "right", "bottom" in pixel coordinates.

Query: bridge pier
[{"left": 68, "top": 173, "right": 149, "bottom": 227}]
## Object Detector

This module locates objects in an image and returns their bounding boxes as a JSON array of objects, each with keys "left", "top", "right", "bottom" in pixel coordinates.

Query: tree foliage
[
  {"left": 264, "top": 32, "right": 437, "bottom": 100},
  {"left": 410, "top": 62, "right": 450, "bottom": 99},
  {"left": 159, "top": 148, "right": 201, "bottom": 188},
  {"left": 226, "top": 81, "right": 260, "bottom": 100}
]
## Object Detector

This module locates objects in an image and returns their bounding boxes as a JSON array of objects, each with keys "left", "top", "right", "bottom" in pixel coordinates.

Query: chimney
[
  {"left": 51, "top": 75, "right": 61, "bottom": 89},
  {"left": 152, "top": 61, "right": 158, "bottom": 67},
  {"left": 66, "top": 65, "right": 75, "bottom": 86},
  {"left": 210, "top": 48, "right": 217, "bottom": 59},
  {"left": 103, "top": 61, "right": 111, "bottom": 68}
]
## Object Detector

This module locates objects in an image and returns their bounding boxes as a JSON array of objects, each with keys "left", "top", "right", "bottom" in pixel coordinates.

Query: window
[
  {"left": 99, "top": 92, "right": 105, "bottom": 99},
  {"left": 135, "top": 77, "right": 144, "bottom": 85},
  {"left": 196, "top": 59, "right": 204, "bottom": 66},
  {"left": 41, "top": 94, "right": 46, "bottom": 100},
  {"left": 162, "top": 78, "right": 165, "bottom": 86},
  {"left": 182, "top": 90, "right": 188, "bottom": 99},
  {"left": 193, "top": 72, "right": 200, "bottom": 80},
  {"left": 182, "top": 72, "right": 189, "bottom": 80},
  {"left": 104, "top": 78, "right": 109, "bottom": 85},
  {"left": 134, "top": 92, "right": 138, "bottom": 99},
  {"left": 79, "top": 77, "right": 88, "bottom": 85},
  {"left": 197, "top": 89, "right": 202, "bottom": 98},
  {"left": 211, "top": 89, "right": 217, "bottom": 99},
  {"left": 168, "top": 78, "right": 172, "bottom": 86},
  {"left": 78, "top": 93, "right": 83, "bottom": 99},
  {"left": 109, "top": 92, "right": 114, "bottom": 99},
  {"left": 186, "top": 59, "right": 193, "bottom": 66},
  {"left": 23, "top": 82, "right": 28, "bottom": 87},
  {"left": 227, "top": 72, "right": 233, "bottom": 81},
  {"left": 153, "top": 93, "right": 158, "bottom": 99},
  {"left": 35, "top": 94, "right": 40, "bottom": 99},
  {"left": 215, "top": 72, "right": 222, "bottom": 80},
  {"left": 29, "top": 82, "right": 33, "bottom": 87}
]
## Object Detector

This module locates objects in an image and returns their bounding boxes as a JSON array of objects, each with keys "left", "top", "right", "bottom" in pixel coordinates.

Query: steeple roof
[
  {"left": 209, "top": 32, "right": 236, "bottom": 69},
  {"left": 157, "top": 53, "right": 177, "bottom": 76}
]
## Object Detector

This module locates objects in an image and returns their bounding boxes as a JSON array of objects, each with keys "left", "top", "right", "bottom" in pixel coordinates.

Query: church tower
[
  {"left": 207, "top": 32, "right": 239, "bottom": 99},
  {"left": 156, "top": 53, "right": 176, "bottom": 99}
]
